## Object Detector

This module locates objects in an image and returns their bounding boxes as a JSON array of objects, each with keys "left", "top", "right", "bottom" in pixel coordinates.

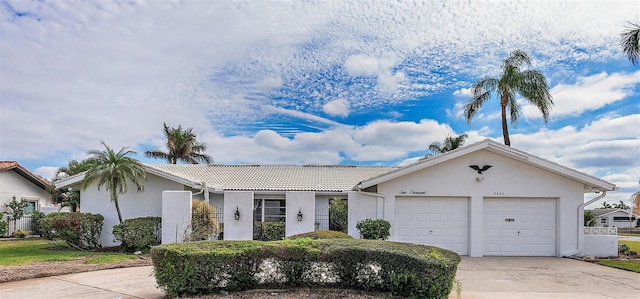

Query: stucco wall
[
  {"left": 582, "top": 235, "right": 618, "bottom": 257},
  {"left": 81, "top": 173, "right": 184, "bottom": 246},
  {"left": 367, "top": 149, "right": 586, "bottom": 257},
  {"left": 0, "top": 170, "right": 53, "bottom": 211}
]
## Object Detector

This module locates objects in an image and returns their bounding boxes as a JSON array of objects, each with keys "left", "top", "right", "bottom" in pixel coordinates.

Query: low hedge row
[
  {"left": 151, "top": 239, "right": 460, "bottom": 298},
  {"left": 287, "top": 230, "right": 353, "bottom": 240},
  {"left": 112, "top": 216, "right": 161, "bottom": 252},
  {"left": 39, "top": 212, "right": 104, "bottom": 250}
]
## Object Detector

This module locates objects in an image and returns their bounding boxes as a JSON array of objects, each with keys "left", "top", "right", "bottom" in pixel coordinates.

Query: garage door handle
[{"left": 517, "top": 231, "right": 520, "bottom": 236}]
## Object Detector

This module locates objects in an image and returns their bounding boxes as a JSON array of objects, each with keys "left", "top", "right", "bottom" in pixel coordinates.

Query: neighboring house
[
  {"left": 55, "top": 139, "right": 617, "bottom": 257},
  {"left": 591, "top": 208, "right": 639, "bottom": 228},
  {"left": 0, "top": 161, "right": 54, "bottom": 214}
]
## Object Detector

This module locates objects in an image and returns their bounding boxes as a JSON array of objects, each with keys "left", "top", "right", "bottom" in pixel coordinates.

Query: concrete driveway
[{"left": 0, "top": 257, "right": 638, "bottom": 299}]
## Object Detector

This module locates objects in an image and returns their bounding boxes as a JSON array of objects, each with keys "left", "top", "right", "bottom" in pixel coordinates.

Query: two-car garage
[{"left": 394, "top": 196, "right": 557, "bottom": 257}]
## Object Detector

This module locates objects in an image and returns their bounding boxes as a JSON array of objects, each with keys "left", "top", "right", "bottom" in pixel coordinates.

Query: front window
[
  {"left": 21, "top": 198, "right": 38, "bottom": 214},
  {"left": 253, "top": 199, "right": 285, "bottom": 222}
]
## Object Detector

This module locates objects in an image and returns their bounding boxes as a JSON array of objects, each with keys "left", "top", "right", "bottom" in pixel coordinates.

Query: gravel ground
[{"left": 0, "top": 256, "right": 152, "bottom": 283}]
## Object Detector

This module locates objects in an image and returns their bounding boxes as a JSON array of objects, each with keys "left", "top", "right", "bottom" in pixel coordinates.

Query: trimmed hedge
[
  {"left": 151, "top": 239, "right": 460, "bottom": 298},
  {"left": 40, "top": 212, "right": 104, "bottom": 250},
  {"left": 356, "top": 218, "right": 391, "bottom": 240},
  {"left": 112, "top": 216, "right": 161, "bottom": 252},
  {"left": 287, "top": 230, "right": 353, "bottom": 240}
]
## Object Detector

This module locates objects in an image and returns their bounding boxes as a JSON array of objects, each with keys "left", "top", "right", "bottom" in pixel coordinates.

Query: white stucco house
[
  {"left": 1, "top": 161, "right": 55, "bottom": 215},
  {"left": 591, "top": 209, "right": 639, "bottom": 228},
  {"left": 55, "top": 139, "right": 617, "bottom": 257}
]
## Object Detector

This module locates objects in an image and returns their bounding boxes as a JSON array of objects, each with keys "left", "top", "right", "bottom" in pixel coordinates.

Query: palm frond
[{"left": 620, "top": 22, "right": 640, "bottom": 65}]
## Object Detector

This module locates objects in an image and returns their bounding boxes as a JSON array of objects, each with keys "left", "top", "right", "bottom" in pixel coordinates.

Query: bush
[
  {"left": 288, "top": 230, "right": 353, "bottom": 240},
  {"left": 39, "top": 212, "right": 104, "bottom": 250},
  {"left": 13, "top": 230, "right": 29, "bottom": 238},
  {"left": 188, "top": 200, "right": 219, "bottom": 241},
  {"left": 113, "top": 216, "right": 161, "bottom": 252},
  {"left": 0, "top": 213, "right": 7, "bottom": 236},
  {"left": 151, "top": 239, "right": 460, "bottom": 298},
  {"left": 254, "top": 221, "right": 285, "bottom": 241},
  {"left": 356, "top": 218, "right": 391, "bottom": 240},
  {"left": 30, "top": 211, "right": 46, "bottom": 236}
]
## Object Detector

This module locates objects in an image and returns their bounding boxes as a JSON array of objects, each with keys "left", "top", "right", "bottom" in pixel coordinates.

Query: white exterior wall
[
  {"left": 162, "top": 191, "right": 192, "bottom": 244},
  {"left": 80, "top": 174, "right": 184, "bottom": 246},
  {"left": 583, "top": 235, "right": 618, "bottom": 257},
  {"left": 223, "top": 191, "right": 253, "bottom": 240},
  {"left": 362, "top": 150, "right": 585, "bottom": 257},
  {"left": 0, "top": 170, "right": 53, "bottom": 211},
  {"left": 285, "top": 191, "right": 315, "bottom": 236},
  {"left": 348, "top": 190, "right": 379, "bottom": 239}
]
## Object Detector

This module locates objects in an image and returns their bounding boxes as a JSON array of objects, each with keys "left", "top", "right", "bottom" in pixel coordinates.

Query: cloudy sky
[{"left": 1, "top": 0, "right": 639, "bottom": 206}]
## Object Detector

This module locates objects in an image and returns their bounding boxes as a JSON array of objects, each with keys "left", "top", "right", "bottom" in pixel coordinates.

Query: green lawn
[
  {"left": 596, "top": 240, "right": 640, "bottom": 273},
  {"left": 0, "top": 238, "right": 135, "bottom": 266}
]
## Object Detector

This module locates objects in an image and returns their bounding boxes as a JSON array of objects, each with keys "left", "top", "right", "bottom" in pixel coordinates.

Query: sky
[{"left": 1, "top": 0, "right": 639, "bottom": 207}]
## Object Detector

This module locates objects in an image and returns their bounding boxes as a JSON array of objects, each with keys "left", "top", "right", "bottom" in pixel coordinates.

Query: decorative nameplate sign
[{"left": 399, "top": 190, "right": 427, "bottom": 195}]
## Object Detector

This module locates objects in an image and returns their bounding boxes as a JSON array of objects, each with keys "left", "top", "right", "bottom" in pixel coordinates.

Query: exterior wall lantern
[
  {"left": 297, "top": 209, "right": 303, "bottom": 222},
  {"left": 234, "top": 206, "right": 240, "bottom": 220}
]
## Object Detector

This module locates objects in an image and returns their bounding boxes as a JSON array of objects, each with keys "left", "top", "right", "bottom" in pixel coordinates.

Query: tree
[
  {"left": 81, "top": 142, "right": 146, "bottom": 223},
  {"left": 145, "top": 123, "right": 213, "bottom": 164},
  {"left": 427, "top": 133, "right": 468, "bottom": 157},
  {"left": 464, "top": 50, "right": 553, "bottom": 146},
  {"left": 584, "top": 210, "right": 596, "bottom": 226},
  {"left": 5, "top": 196, "right": 28, "bottom": 231},
  {"left": 620, "top": 21, "right": 640, "bottom": 65},
  {"left": 328, "top": 198, "right": 348, "bottom": 233},
  {"left": 600, "top": 201, "right": 612, "bottom": 209},
  {"left": 613, "top": 200, "right": 630, "bottom": 210},
  {"left": 50, "top": 159, "right": 94, "bottom": 211}
]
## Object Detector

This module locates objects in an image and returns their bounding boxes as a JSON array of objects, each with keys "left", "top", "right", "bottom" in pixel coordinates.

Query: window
[
  {"left": 21, "top": 198, "right": 38, "bottom": 214},
  {"left": 600, "top": 218, "right": 607, "bottom": 224},
  {"left": 613, "top": 216, "right": 634, "bottom": 222},
  {"left": 253, "top": 198, "right": 285, "bottom": 222}
]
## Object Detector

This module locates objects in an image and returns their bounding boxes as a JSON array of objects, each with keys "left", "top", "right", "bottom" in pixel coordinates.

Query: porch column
[
  {"left": 161, "top": 191, "right": 192, "bottom": 244},
  {"left": 223, "top": 191, "right": 254, "bottom": 240},
  {"left": 285, "top": 191, "right": 315, "bottom": 236}
]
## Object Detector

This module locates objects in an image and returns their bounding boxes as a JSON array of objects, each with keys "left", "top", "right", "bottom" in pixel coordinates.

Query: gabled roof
[
  {"left": 0, "top": 161, "right": 50, "bottom": 190},
  {"left": 591, "top": 208, "right": 639, "bottom": 217},
  {"left": 147, "top": 164, "right": 397, "bottom": 192},
  {"left": 357, "top": 139, "right": 617, "bottom": 193},
  {"left": 55, "top": 164, "right": 398, "bottom": 193}
]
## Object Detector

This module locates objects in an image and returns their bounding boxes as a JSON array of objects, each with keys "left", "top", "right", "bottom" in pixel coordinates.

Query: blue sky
[{"left": 0, "top": 1, "right": 639, "bottom": 206}]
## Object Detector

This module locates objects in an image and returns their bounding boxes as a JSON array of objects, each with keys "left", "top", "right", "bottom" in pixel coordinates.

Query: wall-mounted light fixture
[
  {"left": 297, "top": 209, "right": 303, "bottom": 221},
  {"left": 234, "top": 206, "right": 240, "bottom": 221}
]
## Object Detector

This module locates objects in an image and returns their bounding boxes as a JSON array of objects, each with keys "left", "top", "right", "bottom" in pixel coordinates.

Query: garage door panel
[
  {"left": 395, "top": 197, "right": 468, "bottom": 255},
  {"left": 483, "top": 198, "right": 556, "bottom": 256}
]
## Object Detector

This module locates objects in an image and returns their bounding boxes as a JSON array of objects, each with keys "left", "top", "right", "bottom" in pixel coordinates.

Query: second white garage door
[
  {"left": 395, "top": 197, "right": 469, "bottom": 255},
  {"left": 484, "top": 198, "right": 556, "bottom": 256}
]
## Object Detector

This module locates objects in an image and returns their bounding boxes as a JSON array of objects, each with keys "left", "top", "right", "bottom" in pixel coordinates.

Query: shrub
[
  {"left": 188, "top": 200, "right": 220, "bottom": 241},
  {"left": 356, "top": 218, "right": 391, "bottom": 240},
  {"left": 0, "top": 213, "right": 7, "bottom": 236},
  {"left": 13, "top": 230, "right": 29, "bottom": 238},
  {"left": 39, "top": 212, "right": 104, "bottom": 250},
  {"left": 328, "top": 198, "right": 348, "bottom": 232},
  {"left": 151, "top": 239, "right": 460, "bottom": 298},
  {"left": 30, "top": 211, "right": 46, "bottom": 236},
  {"left": 255, "top": 221, "right": 285, "bottom": 241},
  {"left": 288, "top": 230, "right": 353, "bottom": 240},
  {"left": 112, "top": 216, "right": 161, "bottom": 252}
]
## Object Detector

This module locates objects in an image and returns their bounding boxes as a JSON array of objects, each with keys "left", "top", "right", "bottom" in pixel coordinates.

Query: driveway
[{"left": 0, "top": 257, "right": 638, "bottom": 299}]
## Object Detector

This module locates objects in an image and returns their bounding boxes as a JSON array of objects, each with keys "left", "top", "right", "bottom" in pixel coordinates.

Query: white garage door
[
  {"left": 484, "top": 198, "right": 556, "bottom": 256},
  {"left": 395, "top": 197, "right": 469, "bottom": 255}
]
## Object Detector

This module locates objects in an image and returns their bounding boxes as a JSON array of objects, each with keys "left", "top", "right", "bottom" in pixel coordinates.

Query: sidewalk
[{"left": 0, "top": 266, "right": 163, "bottom": 299}]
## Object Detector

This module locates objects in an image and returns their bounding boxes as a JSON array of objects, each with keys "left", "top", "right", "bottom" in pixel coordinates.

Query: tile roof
[
  {"left": 0, "top": 161, "right": 50, "bottom": 189},
  {"left": 146, "top": 164, "right": 398, "bottom": 192}
]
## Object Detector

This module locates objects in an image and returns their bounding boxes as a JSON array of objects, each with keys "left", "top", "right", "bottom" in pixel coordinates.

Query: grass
[
  {"left": 596, "top": 240, "right": 640, "bottom": 273},
  {"left": 0, "top": 238, "right": 136, "bottom": 266}
]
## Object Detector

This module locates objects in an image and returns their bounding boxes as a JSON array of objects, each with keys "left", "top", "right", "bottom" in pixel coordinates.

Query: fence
[
  {"left": 2, "top": 215, "right": 33, "bottom": 237},
  {"left": 584, "top": 226, "right": 617, "bottom": 235},
  {"left": 582, "top": 226, "right": 618, "bottom": 257}
]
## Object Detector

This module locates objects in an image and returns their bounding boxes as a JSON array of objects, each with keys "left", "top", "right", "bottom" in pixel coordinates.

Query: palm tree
[
  {"left": 427, "top": 133, "right": 469, "bottom": 156},
  {"left": 49, "top": 159, "right": 94, "bottom": 211},
  {"left": 145, "top": 123, "right": 213, "bottom": 164},
  {"left": 464, "top": 50, "right": 553, "bottom": 146},
  {"left": 53, "top": 159, "right": 93, "bottom": 182},
  {"left": 81, "top": 142, "right": 146, "bottom": 223},
  {"left": 620, "top": 21, "right": 640, "bottom": 65}
]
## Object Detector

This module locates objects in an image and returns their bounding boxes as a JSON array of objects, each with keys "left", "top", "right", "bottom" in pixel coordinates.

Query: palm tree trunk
[
  {"left": 501, "top": 102, "right": 511, "bottom": 146},
  {"left": 113, "top": 196, "right": 123, "bottom": 223}
]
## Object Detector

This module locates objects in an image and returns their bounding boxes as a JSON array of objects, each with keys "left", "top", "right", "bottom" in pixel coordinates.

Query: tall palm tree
[
  {"left": 53, "top": 159, "right": 93, "bottom": 182},
  {"left": 620, "top": 22, "right": 640, "bottom": 65},
  {"left": 428, "top": 133, "right": 469, "bottom": 156},
  {"left": 81, "top": 142, "right": 146, "bottom": 223},
  {"left": 464, "top": 50, "right": 553, "bottom": 146},
  {"left": 49, "top": 159, "right": 94, "bottom": 211},
  {"left": 145, "top": 123, "right": 213, "bottom": 164}
]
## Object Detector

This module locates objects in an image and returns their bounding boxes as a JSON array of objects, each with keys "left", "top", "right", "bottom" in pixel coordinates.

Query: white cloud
[
  {"left": 34, "top": 166, "right": 58, "bottom": 181},
  {"left": 322, "top": 99, "right": 350, "bottom": 117},
  {"left": 453, "top": 87, "right": 472, "bottom": 97},
  {"left": 523, "top": 71, "right": 640, "bottom": 118}
]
